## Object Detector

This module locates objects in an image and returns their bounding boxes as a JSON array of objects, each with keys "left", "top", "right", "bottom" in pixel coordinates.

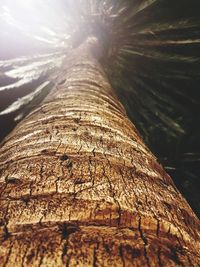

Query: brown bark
[{"left": 0, "top": 40, "right": 200, "bottom": 267}]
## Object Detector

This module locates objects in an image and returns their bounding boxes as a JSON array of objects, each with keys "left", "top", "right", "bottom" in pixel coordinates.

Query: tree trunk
[{"left": 0, "top": 39, "right": 199, "bottom": 267}]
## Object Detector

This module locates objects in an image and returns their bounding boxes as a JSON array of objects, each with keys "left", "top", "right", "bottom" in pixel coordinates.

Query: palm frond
[{"left": 0, "top": 0, "right": 200, "bottom": 216}]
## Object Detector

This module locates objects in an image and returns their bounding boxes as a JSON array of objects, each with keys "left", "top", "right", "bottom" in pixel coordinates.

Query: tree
[{"left": 0, "top": 0, "right": 200, "bottom": 266}]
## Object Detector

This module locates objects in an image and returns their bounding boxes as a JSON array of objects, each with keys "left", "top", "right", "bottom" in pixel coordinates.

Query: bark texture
[{"left": 0, "top": 41, "right": 200, "bottom": 267}]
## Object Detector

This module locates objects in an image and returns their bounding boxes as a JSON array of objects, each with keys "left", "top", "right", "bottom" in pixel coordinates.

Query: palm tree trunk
[{"left": 0, "top": 39, "right": 199, "bottom": 267}]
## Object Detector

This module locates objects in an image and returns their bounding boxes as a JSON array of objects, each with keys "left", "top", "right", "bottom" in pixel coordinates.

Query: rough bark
[{"left": 0, "top": 40, "right": 200, "bottom": 267}]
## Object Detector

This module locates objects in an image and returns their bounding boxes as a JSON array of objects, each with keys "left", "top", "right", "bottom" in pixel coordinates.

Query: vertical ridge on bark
[{"left": 0, "top": 41, "right": 200, "bottom": 266}]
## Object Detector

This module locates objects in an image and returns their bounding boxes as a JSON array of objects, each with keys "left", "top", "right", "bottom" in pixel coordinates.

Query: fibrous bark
[{"left": 0, "top": 40, "right": 200, "bottom": 266}]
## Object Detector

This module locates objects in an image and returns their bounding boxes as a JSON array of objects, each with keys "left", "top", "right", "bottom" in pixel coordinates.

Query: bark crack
[
  {"left": 2, "top": 241, "right": 13, "bottom": 267},
  {"left": 119, "top": 244, "right": 126, "bottom": 267},
  {"left": 92, "top": 242, "right": 99, "bottom": 267},
  {"left": 138, "top": 217, "right": 151, "bottom": 267}
]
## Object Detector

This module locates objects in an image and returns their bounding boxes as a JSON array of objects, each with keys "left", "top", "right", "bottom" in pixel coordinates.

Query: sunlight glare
[{"left": 0, "top": 0, "right": 70, "bottom": 53}]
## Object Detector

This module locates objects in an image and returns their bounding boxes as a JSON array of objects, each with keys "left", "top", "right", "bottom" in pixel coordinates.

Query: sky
[
  {"left": 0, "top": 0, "right": 71, "bottom": 139},
  {"left": 0, "top": 0, "right": 71, "bottom": 59}
]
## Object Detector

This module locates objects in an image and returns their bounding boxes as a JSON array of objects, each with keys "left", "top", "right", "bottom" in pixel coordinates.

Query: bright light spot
[{"left": 0, "top": 0, "right": 70, "bottom": 55}]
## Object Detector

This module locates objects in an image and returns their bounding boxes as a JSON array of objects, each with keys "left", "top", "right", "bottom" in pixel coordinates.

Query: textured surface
[
  {"left": 1, "top": 0, "right": 200, "bottom": 220},
  {"left": 0, "top": 42, "right": 200, "bottom": 266}
]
